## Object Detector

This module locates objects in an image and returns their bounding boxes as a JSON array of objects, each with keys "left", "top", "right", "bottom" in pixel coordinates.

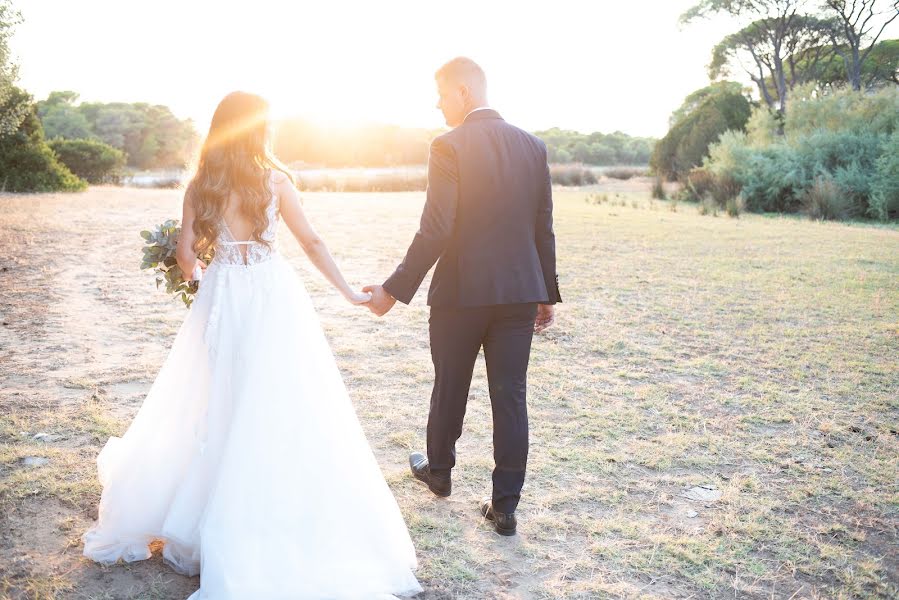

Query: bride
[{"left": 81, "top": 91, "right": 423, "bottom": 599}]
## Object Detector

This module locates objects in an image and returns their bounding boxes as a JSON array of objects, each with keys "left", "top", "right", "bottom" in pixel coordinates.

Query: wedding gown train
[{"left": 82, "top": 174, "right": 423, "bottom": 599}]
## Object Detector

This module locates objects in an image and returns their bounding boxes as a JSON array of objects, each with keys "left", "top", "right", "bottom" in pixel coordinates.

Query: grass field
[{"left": 0, "top": 181, "right": 897, "bottom": 599}]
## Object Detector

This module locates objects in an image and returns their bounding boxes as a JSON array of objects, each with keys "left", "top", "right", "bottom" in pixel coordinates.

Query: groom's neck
[{"left": 462, "top": 102, "right": 491, "bottom": 121}]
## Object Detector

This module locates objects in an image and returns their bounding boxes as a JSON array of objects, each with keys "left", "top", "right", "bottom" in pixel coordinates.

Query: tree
[
  {"left": 36, "top": 92, "right": 100, "bottom": 140},
  {"left": 669, "top": 81, "right": 748, "bottom": 126},
  {"left": 0, "top": 0, "right": 26, "bottom": 136},
  {"left": 48, "top": 138, "right": 126, "bottom": 184},
  {"left": 91, "top": 103, "right": 144, "bottom": 153},
  {"left": 774, "top": 37, "right": 899, "bottom": 89},
  {"left": 708, "top": 15, "right": 834, "bottom": 117},
  {"left": 821, "top": 0, "right": 899, "bottom": 90},
  {"left": 682, "top": 0, "right": 837, "bottom": 132},
  {"left": 35, "top": 94, "right": 198, "bottom": 169},
  {"left": 0, "top": 86, "right": 86, "bottom": 192},
  {"left": 863, "top": 38, "right": 899, "bottom": 85},
  {"left": 651, "top": 82, "right": 753, "bottom": 180},
  {"left": 710, "top": 16, "right": 836, "bottom": 103},
  {"left": 35, "top": 90, "right": 81, "bottom": 116}
]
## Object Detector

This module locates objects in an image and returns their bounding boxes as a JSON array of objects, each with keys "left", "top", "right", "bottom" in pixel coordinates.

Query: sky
[{"left": 11, "top": 0, "right": 892, "bottom": 138}]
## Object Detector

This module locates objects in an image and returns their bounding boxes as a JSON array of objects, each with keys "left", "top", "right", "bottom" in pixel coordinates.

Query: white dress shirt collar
[{"left": 463, "top": 106, "right": 493, "bottom": 121}]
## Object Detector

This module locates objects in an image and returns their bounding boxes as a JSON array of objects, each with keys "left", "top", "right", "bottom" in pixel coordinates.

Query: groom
[{"left": 364, "top": 57, "right": 561, "bottom": 536}]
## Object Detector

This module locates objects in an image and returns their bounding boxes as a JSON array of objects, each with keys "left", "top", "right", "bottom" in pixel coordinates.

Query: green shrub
[
  {"left": 786, "top": 84, "right": 899, "bottom": 138},
  {"left": 604, "top": 167, "right": 647, "bottom": 180},
  {"left": 705, "top": 130, "right": 754, "bottom": 179},
  {"left": 737, "top": 144, "right": 803, "bottom": 212},
  {"left": 698, "top": 196, "right": 718, "bottom": 216},
  {"left": 725, "top": 195, "right": 745, "bottom": 217},
  {"left": 683, "top": 168, "right": 716, "bottom": 202},
  {"left": 651, "top": 82, "right": 752, "bottom": 181},
  {"left": 706, "top": 116, "right": 892, "bottom": 217},
  {"left": 549, "top": 164, "right": 597, "bottom": 186},
  {"left": 870, "top": 130, "right": 899, "bottom": 221},
  {"left": 48, "top": 138, "right": 126, "bottom": 184},
  {"left": 702, "top": 86, "right": 899, "bottom": 220},
  {"left": 709, "top": 172, "right": 741, "bottom": 207},
  {"left": 744, "top": 106, "right": 779, "bottom": 148},
  {"left": 800, "top": 177, "right": 856, "bottom": 221},
  {"left": 0, "top": 86, "right": 85, "bottom": 192},
  {"left": 297, "top": 170, "right": 427, "bottom": 192}
]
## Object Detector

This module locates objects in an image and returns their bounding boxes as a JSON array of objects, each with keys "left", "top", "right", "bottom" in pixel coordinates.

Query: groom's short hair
[{"left": 435, "top": 57, "right": 487, "bottom": 90}]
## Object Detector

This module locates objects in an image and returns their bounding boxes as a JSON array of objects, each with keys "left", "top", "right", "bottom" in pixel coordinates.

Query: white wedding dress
[{"left": 82, "top": 174, "right": 423, "bottom": 599}]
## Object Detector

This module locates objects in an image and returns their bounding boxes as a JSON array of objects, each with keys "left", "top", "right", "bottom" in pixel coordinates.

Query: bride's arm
[
  {"left": 176, "top": 193, "right": 206, "bottom": 278},
  {"left": 277, "top": 173, "right": 370, "bottom": 305}
]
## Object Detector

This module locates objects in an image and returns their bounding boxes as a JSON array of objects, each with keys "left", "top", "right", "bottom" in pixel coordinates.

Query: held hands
[
  {"left": 345, "top": 290, "right": 373, "bottom": 305},
  {"left": 534, "top": 304, "right": 555, "bottom": 333},
  {"left": 361, "top": 284, "right": 397, "bottom": 317}
]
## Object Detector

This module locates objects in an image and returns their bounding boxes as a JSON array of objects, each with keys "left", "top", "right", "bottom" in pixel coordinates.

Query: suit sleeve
[
  {"left": 383, "top": 137, "right": 458, "bottom": 304},
  {"left": 537, "top": 142, "right": 562, "bottom": 304}
]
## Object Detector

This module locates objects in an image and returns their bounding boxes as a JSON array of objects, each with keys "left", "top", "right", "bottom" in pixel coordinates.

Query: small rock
[
  {"left": 683, "top": 485, "right": 723, "bottom": 502},
  {"left": 33, "top": 432, "right": 59, "bottom": 442},
  {"left": 686, "top": 510, "right": 699, "bottom": 518},
  {"left": 21, "top": 456, "right": 50, "bottom": 467}
]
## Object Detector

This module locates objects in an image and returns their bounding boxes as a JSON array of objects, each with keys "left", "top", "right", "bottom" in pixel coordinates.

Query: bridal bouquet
[{"left": 140, "top": 219, "right": 214, "bottom": 308}]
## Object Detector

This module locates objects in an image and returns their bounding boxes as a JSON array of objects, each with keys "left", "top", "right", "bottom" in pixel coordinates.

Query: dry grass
[{"left": 0, "top": 182, "right": 897, "bottom": 599}]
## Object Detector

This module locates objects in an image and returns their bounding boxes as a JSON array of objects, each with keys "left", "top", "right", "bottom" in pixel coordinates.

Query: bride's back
[
  {"left": 221, "top": 191, "right": 263, "bottom": 243},
  {"left": 211, "top": 170, "right": 281, "bottom": 267}
]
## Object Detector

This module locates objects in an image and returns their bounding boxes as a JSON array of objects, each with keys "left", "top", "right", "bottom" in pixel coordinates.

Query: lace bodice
[{"left": 212, "top": 181, "right": 280, "bottom": 267}]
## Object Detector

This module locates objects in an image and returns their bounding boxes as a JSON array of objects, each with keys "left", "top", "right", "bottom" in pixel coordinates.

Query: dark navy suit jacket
[{"left": 383, "top": 109, "right": 561, "bottom": 308}]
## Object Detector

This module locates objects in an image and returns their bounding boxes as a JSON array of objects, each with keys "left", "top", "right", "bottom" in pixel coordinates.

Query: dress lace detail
[{"left": 212, "top": 184, "right": 280, "bottom": 267}]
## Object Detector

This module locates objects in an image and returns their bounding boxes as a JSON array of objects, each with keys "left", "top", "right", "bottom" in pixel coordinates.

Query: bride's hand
[{"left": 346, "top": 290, "right": 373, "bottom": 305}]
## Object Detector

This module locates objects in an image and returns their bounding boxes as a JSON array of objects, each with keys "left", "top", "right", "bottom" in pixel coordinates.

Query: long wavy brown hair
[{"left": 185, "top": 91, "right": 294, "bottom": 256}]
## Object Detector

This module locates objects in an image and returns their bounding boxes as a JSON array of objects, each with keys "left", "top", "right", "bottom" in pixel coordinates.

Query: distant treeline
[
  {"left": 32, "top": 94, "right": 654, "bottom": 171},
  {"left": 273, "top": 122, "right": 654, "bottom": 167},
  {"left": 532, "top": 128, "right": 654, "bottom": 165},
  {"left": 272, "top": 120, "right": 440, "bottom": 168},
  {"left": 36, "top": 91, "right": 196, "bottom": 170}
]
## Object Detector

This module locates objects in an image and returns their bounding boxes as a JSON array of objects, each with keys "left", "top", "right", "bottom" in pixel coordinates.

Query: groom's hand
[
  {"left": 362, "top": 284, "right": 397, "bottom": 317},
  {"left": 534, "top": 304, "right": 555, "bottom": 333}
]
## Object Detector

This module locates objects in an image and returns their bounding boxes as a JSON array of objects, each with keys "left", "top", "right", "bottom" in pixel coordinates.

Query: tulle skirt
[{"left": 82, "top": 253, "right": 422, "bottom": 599}]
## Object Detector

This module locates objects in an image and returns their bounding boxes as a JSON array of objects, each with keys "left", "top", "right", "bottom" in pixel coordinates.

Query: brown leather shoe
[
  {"left": 480, "top": 497, "right": 517, "bottom": 536},
  {"left": 409, "top": 452, "right": 451, "bottom": 497}
]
